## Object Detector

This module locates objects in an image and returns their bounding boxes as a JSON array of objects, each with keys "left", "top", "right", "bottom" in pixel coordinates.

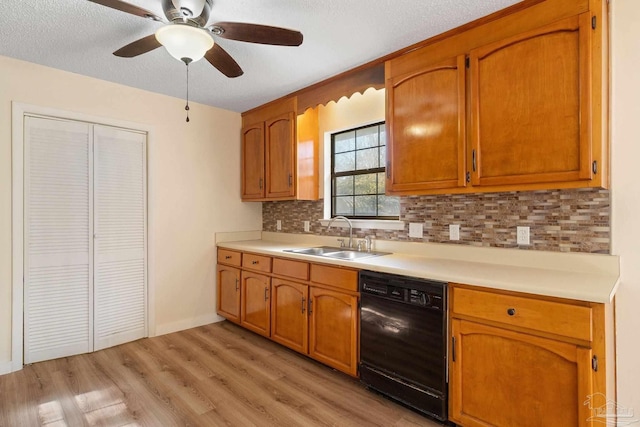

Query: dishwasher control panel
[{"left": 360, "top": 271, "right": 445, "bottom": 311}]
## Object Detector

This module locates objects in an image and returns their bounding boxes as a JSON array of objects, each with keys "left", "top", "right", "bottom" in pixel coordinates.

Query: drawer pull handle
[
  {"left": 225, "top": 255, "right": 232, "bottom": 260},
  {"left": 507, "top": 308, "right": 516, "bottom": 316},
  {"left": 252, "top": 260, "right": 259, "bottom": 265}
]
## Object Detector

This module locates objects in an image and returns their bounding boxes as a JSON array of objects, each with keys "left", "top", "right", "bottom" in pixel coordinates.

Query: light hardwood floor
[{"left": 0, "top": 321, "right": 442, "bottom": 426}]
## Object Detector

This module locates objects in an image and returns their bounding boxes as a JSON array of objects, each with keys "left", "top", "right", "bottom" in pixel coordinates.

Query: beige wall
[
  {"left": 0, "top": 56, "right": 262, "bottom": 369},
  {"left": 611, "top": 0, "right": 640, "bottom": 417},
  {"left": 317, "top": 88, "right": 385, "bottom": 203}
]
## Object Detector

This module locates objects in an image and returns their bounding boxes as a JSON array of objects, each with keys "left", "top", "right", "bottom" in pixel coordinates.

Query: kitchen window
[{"left": 331, "top": 122, "right": 400, "bottom": 219}]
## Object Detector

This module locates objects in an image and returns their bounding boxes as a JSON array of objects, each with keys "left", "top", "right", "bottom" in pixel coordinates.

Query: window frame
[{"left": 330, "top": 121, "right": 399, "bottom": 220}]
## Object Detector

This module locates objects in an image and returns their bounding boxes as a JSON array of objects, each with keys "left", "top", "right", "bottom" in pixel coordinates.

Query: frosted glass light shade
[{"left": 155, "top": 24, "right": 214, "bottom": 63}]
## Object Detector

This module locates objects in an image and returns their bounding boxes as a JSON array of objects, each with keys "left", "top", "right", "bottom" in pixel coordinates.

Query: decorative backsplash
[{"left": 262, "top": 188, "right": 611, "bottom": 253}]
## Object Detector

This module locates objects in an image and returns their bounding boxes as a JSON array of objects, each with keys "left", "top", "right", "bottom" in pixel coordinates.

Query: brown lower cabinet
[
  {"left": 308, "top": 287, "right": 359, "bottom": 376},
  {"left": 449, "top": 284, "right": 613, "bottom": 427},
  {"left": 216, "top": 265, "right": 241, "bottom": 323},
  {"left": 240, "top": 270, "right": 271, "bottom": 337},
  {"left": 218, "top": 249, "right": 360, "bottom": 377},
  {"left": 271, "top": 278, "right": 308, "bottom": 354}
]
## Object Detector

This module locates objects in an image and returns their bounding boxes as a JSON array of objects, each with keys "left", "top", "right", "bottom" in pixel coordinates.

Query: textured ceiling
[{"left": 0, "top": 0, "right": 522, "bottom": 112}]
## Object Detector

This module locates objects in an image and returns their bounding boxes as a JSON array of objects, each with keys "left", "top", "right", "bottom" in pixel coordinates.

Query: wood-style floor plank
[{"left": 0, "top": 321, "right": 442, "bottom": 426}]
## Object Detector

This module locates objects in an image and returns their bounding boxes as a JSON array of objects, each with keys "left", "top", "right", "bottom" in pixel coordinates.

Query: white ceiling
[{"left": 0, "top": 0, "right": 522, "bottom": 112}]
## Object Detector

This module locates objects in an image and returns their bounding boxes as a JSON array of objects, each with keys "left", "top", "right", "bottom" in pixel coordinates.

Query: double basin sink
[{"left": 283, "top": 246, "right": 390, "bottom": 261}]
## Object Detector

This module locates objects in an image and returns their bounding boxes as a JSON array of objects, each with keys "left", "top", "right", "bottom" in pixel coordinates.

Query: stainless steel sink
[
  {"left": 283, "top": 246, "right": 389, "bottom": 260},
  {"left": 285, "top": 246, "right": 343, "bottom": 256}
]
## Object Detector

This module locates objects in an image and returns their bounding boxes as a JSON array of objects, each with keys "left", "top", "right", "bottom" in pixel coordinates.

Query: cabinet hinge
[
  {"left": 592, "top": 16, "right": 597, "bottom": 30},
  {"left": 592, "top": 355, "right": 599, "bottom": 372},
  {"left": 386, "top": 161, "right": 391, "bottom": 179},
  {"left": 466, "top": 171, "right": 471, "bottom": 183},
  {"left": 592, "top": 160, "right": 598, "bottom": 175},
  {"left": 465, "top": 57, "right": 470, "bottom": 68}
]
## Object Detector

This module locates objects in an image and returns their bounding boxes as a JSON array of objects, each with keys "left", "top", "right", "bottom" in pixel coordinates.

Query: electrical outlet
[
  {"left": 303, "top": 220, "right": 310, "bottom": 232},
  {"left": 517, "top": 226, "right": 530, "bottom": 245},
  {"left": 276, "top": 220, "right": 282, "bottom": 231},
  {"left": 408, "top": 223, "right": 424, "bottom": 238},
  {"left": 449, "top": 224, "right": 460, "bottom": 241}
]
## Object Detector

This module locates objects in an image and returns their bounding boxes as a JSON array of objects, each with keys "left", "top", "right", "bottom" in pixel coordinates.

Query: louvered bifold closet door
[
  {"left": 93, "top": 126, "right": 147, "bottom": 351},
  {"left": 24, "top": 116, "right": 93, "bottom": 364}
]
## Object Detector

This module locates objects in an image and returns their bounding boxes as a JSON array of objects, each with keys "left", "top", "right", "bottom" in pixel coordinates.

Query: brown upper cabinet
[
  {"left": 469, "top": 14, "right": 593, "bottom": 187},
  {"left": 241, "top": 97, "right": 319, "bottom": 201},
  {"left": 384, "top": 0, "right": 607, "bottom": 195},
  {"left": 386, "top": 55, "right": 467, "bottom": 194},
  {"left": 244, "top": 0, "right": 608, "bottom": 197}
]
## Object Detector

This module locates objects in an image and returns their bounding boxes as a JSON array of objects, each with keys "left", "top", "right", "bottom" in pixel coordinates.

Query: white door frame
[{"left": 11, "top": 102, "right": 156, "bottom": 372}]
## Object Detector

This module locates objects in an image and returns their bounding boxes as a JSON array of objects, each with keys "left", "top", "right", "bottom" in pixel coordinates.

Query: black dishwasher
[{"left": 359, "top": 270, "right": 447, "bottom": 422}]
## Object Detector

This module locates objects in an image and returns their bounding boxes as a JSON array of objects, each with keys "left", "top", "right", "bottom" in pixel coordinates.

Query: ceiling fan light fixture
[{"left": 155, "top": 24, "right": 214, "bottom": 63}]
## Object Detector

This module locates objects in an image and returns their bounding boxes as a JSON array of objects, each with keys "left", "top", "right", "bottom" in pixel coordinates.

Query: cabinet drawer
[
  {"left": 310, "top": 264, "right": 358, "bottom": 292},
  {"left": 273, "top": 258, "right": 309, "bottom": 281},
  {"left": 217, "top": 249, "right": 241, "bottom": 267},
  {"left": 452, "top": 286, "right": 592, "bottom": 342},
  {"left": 242, "top": 253, "right": 272, "bottom": 273}
]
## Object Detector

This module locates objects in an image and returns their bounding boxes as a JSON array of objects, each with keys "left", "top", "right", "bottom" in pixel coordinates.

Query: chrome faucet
[{"left": 327, "top": 215, "right": 353, "bottom": 248}]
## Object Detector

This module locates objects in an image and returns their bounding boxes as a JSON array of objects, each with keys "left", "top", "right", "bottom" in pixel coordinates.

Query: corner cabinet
[
  {"left": 448, "top": 284, "right": 613, "bottom": 427},
  {"left": 386, "top": 55, "right": 467, "bottom": 194},
  {"left": 385, "top": 3, "right": 608, "bottom": 195},
  {"left": 241, "top": 97, "right": 319, "bottom": 201}
]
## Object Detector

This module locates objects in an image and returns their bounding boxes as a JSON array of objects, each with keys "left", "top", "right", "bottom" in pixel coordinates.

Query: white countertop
[{"left": 216, "top": 232, "right": 620, "bottom": 304}]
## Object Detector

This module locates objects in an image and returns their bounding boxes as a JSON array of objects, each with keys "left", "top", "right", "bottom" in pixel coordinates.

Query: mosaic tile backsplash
[{"left": 262, "top": 188, "right": 611, "bottom": 253}]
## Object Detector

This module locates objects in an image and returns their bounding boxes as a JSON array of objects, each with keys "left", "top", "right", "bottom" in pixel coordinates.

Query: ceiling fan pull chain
[{"left": 185, "top": 60, "right": 191, "bottom": 123}]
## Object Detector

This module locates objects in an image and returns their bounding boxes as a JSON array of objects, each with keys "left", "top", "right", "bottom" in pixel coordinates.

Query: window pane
[
  {"left": 334, "top": 131, "right": 355, "bottom": 153},
  {"left": 378, "top": 195, "right": 400, "bottom": 217},
  {"left": 355, "top": 173, "right": 377, "bottom": 195},
  {"left": 354, "top": 195, "right": 377, "bottom": 216},
  {"left": 356, "top": 148, "right": 379, "bottom": 170},
  {"left": 356, "top": 126, "right": 379, "bottom": 149},
  {"left": 334, "top": 196, "right": 354, "bottom": 216},
  {"left": 334, "top": 152, "right": 355, "bottom": 173},
  {"left": 377, "top": 172, "right": 386, "bottom": 193},
  {"left": 379, "top": 146, "right": 386, "bottom": 167},
  {"left": 335, "top": 176, "right": 353, "bottom": 196},
  {"left": 379, "top": 125, "right": 386, "bottom": 146}
]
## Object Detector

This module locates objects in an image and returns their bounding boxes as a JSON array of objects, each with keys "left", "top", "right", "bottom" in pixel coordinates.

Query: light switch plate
[
  {"left": 409, "top": 223, "right": 424, "bottom": 238},
  {"left": 303, "top": 220, "right": 310, "bottom": 232},
  {"left": 276, "top": 220, "right": 282, "bottom": 231},
  {"left": 450, "top": 224, "right": 460, "bottom": 241}
]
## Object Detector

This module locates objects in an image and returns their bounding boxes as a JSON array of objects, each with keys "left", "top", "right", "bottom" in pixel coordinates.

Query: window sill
[{"left": 318, "top": 219, "right": 405, "bottom": 230}]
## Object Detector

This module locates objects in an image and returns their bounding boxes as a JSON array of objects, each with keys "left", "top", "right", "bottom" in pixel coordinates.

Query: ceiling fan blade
[
  {"left": 211, "top": 22, "right": 303, "bottom": 46},
  {"left": 205, "top": 44, "right": 244, "bottom": 78},
  {"left": 114, "top": 34, "right": 162, "bottom": 58},
  {"left": 87, "top": 0, "right": 163, "bottom": 21}
]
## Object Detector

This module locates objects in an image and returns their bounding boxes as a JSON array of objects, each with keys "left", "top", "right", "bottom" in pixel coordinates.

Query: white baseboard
[
  {"left": 153, "top": 313, "right": 225, "bottom": 337},
  {"left": 0, "top": 360, "right": 15, "bottom": 376}
]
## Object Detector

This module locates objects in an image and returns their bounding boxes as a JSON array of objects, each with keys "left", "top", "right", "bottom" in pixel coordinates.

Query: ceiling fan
[{"left": 88, "top": 0, "right": 304, "bottom": 77}]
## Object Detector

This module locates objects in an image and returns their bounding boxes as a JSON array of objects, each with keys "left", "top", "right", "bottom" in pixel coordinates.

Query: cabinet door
[
  {"left": 470, "top": 14, "right": 592, "bottom": 187},
  {"left": 217, "top": 265, "right": 240, "bottom": 323},
  {"left": 308, "top": 287, "right": 358, "bottom": 376},
  {"left": 386, "top": 55, "right": 466, "bottom": 194},
  {"left": 450, "top": 319, "right": 594, "bottom": 427},
  {"left": 240, "top": 271, "right": 271, "bottom": 337},
  {"left": 265, "top": 112, "right": 296, "bottom": 199},
  {"left": 241, "top": 122, "right": 265, "bottom": 200},
  {"left": 271, "top": 279, "right": 308, "bottom": 354}
]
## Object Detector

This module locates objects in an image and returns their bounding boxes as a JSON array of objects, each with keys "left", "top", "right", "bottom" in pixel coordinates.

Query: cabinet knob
[{"left": 507, "top": 308, "right": 516, "bottom": 316}]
